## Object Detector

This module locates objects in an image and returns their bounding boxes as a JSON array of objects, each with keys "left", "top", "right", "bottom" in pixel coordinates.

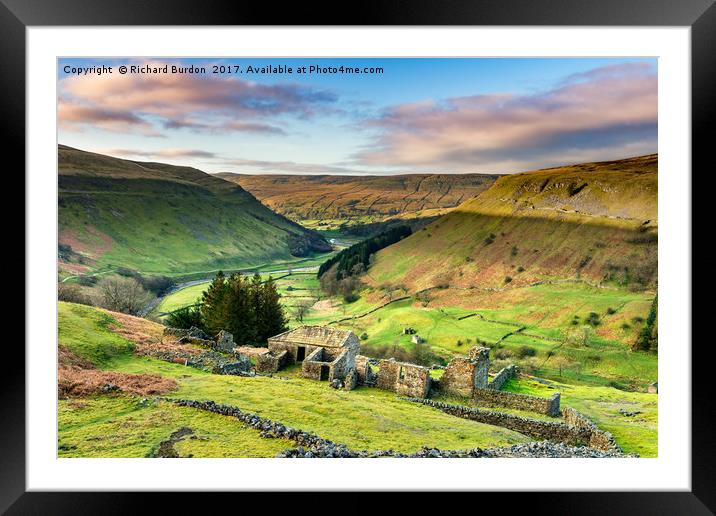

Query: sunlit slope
[
  {"left": 217, "top": 173, "right": 498, "bottom": 227},
  {"left": 58, "top": 145, "right": 330, "bottom": 276},
  {"left": 368, "top": 155, "right": 658, "bottom": 291}
]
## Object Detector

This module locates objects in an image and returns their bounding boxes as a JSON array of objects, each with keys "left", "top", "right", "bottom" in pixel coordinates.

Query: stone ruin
[
  {"left": 376, "top": 359, "right": 432, "bottom": 398},
  {"left": 161, "top": 326, "right": 251, "bottom": 376},
  {"left": 440, "top": 346, "right": 490, "bottom": 397},
  {"left": 257, "top": 326, "right": 359, "bottom": 384}
]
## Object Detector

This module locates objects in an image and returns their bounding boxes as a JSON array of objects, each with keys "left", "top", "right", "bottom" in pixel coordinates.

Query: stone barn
[{"left": 265, "top": 326, "right": 359, "bottom": 382}]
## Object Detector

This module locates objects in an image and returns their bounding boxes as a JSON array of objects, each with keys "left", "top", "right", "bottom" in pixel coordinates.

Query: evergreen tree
[
  {"left": 200, "top": 271, "right": 229, "bottom": 335},
  {"left": 224, "top": 273, "right": 257, "bottom": 344},
  {"left": 260, "top": 276, "right": 288, "bottom": 341}
]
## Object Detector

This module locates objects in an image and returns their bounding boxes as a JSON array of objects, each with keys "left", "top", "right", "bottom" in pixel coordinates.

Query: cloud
[
  {"left": 354, "top": 63, "right": 657, "bottom": 173},
  {"left": 59, "top": 59, "right": 337, "bottom": 136},
  {"left": 105, "top": 148, "right": 218, "bottom": 159},
  {"left": 221, "top": 157, "right": 373, "bottom": 175}
]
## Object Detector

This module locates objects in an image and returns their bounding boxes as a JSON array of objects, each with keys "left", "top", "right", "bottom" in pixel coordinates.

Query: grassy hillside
[
  {"left": 58, "top": 302, "right": 531, "bottom": 455},
  {"left": 58, "top": 145, "right": 331, "bottom": 278},
  {"left": 217, "top": 172, "right": 498, "bottom": 231},
  {"left": 57, "top": 302, "right": 656, "bottom": 456},
  {"left": 367, "top": 155, "right": 657, "bottom": 291}
]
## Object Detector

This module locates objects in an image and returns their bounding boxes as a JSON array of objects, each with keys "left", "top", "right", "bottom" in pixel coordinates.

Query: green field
[
  {"left": 153, "top": 272, "right": 657, "bottom": 391},
  {"left": 503, "top": 377, "right": 658, "bottom": 457},
  {"left": 58, "top": 302, "right": 532, "bottom": 455},
  {"left": 58, "top": 301, "right": 657, "bottom": 455},
  {"left": 59, "top": 396, "right": 295, "bottom": 458}
]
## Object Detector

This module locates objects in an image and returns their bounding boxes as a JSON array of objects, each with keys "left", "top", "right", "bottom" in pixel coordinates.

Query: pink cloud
[
  {"left": 58, "top": 60, "right": 335, "bottom": 136},
  {"left": 354, "top": 63, "right": 657, "bottom": 173}
]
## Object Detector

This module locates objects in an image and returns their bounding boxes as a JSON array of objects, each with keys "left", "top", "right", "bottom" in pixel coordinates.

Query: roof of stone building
[{"left": 269, "top": 325, "right": 356, "bottom": 348}]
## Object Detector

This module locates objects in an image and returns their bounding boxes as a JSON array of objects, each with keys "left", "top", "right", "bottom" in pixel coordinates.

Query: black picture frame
[{"left": 4, "top": 0, "right": 708, "bottom": 512}]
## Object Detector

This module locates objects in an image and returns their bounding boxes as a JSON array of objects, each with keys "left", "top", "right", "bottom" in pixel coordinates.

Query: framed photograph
[{"left": 7, "top": 0, "right": 709, "bottom": 510}]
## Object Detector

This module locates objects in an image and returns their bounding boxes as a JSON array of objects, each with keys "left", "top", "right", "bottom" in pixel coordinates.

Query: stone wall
[
  {"left": 301, "top": 347, "right": 328, "bottom": 380},
  {"left": 376, "top": 359, "right": 431, "bottom": 398},
  {"left": 354, "top": 355, "right": 377, "bottom": 385},
  {"left": 440, "top": 346, "right": 490, "bottom": 397},
  {"left": 563, "top": 407, "right": 622, "bottom": 453},
  {"left": 406, "top": 398, "right": 590, "bottom": 446},
  {"left": 166, "top": 398, "right": 625, "bottom": 458},
  {"left": 150, "top": 350, "right": 252, "bottom": 377},
  {"left": 473, "top": 388, "right": 561, "bottom": 417},
  {"left": 328, "top": 349, "right": 353, "bottom": 382},
  {"left": 255, "top": 350, "right": 288, "bottom": 374},
  {"left": 344, "top": 368, "right": 358, "bottom": 391},
  {"left": 489, "top": 365, "right": 517, "bottom": 390}
]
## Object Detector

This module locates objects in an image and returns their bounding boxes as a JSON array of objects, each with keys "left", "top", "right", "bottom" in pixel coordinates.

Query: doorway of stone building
[
  {"left": 297, "top": 346, "right": 306, "bottom": 361},
  {"left": 320, "top": 365, "right": 330, "bottom": 381}
]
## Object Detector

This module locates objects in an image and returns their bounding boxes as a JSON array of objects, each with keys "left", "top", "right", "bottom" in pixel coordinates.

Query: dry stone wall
[
  {"left": 406, "top": 398, "right": 590, "bottom": 446},
  {"left": 473, "top": 388, "right": 561, "bottom": 417},
  {"left": 489, "top": 365, "right": 517, "bottom": 390},
  {"left": 563, "top": 407, "right": 622, "bottom": 453}
]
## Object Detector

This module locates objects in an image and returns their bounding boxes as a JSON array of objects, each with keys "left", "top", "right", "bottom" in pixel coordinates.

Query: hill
[
  {"left": 366, "top": 155, "right": 658, "bottom": 292},
  {"left": 58, "top": 145, "right": 331, "bottom": 277},
  {"left": 216, "top": 172, "right": 498, "bottom": 231}
]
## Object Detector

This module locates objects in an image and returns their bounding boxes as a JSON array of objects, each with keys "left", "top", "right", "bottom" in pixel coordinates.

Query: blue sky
[{"left": 58, "top": 57, "right": 657, "bottom": 175}]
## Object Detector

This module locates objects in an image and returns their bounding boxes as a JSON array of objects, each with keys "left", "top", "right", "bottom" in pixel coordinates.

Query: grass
[
  {"left": 110, "top": 354, "right": 530, "bottom": 453},
  {"left": 154, "top": 271, "right": 323, "bottom": 316},
  {"left": 503, "top": 376, "right": 657, "bottom": 457},
  {"left": 58, "top": 302, "right": 531, "bottom": 455},
  {"left": 58, "top": 396, "right": 294, "bottom": 458},
  {"left": 295, "top": 283, "right": 657, "bottom": 390},
  {"left": 366, "top": 155, "right": 657, "bottom": 293},
  {"left": 58, "top": 146, "right": 332, "bottom": 277},
  {"left": 58, "top": 303, "right": 134, "bottom": 366}
]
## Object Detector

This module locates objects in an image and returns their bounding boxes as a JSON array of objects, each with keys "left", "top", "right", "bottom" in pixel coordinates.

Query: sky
[{"left": 58, "top": 57, "right": 657, "bottom": 175}]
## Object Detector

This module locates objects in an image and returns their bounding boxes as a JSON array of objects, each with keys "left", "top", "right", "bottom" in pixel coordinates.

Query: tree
[
  {"left": 97, "top": 276, "right": 152, "bottom": 315},
  {"left": 293, "top": 298, "right": 313, "bottom": 323},
  {"left": 633, "top": 295, "right": 658, "bottom": 352},
  {"left": 200, "top": 271, "right": 230, "bottom": 335},
  {"left": 258, "top": 276, "right": 288, "bottom": 341},
  {"left": 166, "top": 304, "right": 203, "bottom": 329},
  {"left": 224, "top": 273, "right": 257, "bottom": 344},
  {"left": 58, "top": 283, "right": 92, "bottom": 305}
]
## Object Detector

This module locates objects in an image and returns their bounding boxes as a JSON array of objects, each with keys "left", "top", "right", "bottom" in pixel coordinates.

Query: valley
[
  {"left": 217, "top": 172, "right": 498, "bottom": 232},
  {"left": 58, "top": 149, "right": 659, "bottom": 458}
]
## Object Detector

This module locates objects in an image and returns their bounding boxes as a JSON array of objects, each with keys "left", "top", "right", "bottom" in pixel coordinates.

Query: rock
[
  {"left": 215, "top": 330, "right": 235, "bottom": 353},
  {"left": 344, "top": 368, "right": 358, "bottom": 391},
  {"left": 330, "top": 379, "right": 344, "bottom": 389}
]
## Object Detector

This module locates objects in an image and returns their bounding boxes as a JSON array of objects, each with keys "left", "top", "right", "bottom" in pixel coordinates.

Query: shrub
[
  {"left": 166, "top": 305, "right": 203, "bottom": 330},
  {"left": 504, "top": 276, "right": 513, "bottom": 284},
  {"left": 360, "top": 332, "right": 368, "bottom": 341},
  {"left": 58, "top": 283, "right": 92, "bottom": 305},
  {"left": 494, "top": 349, "right": 512, "bottom": 360},
  {"left": 77, "top": 275, "right": 98, "bottom": 287},
  {"left": 517, "top": 266, "right": 525, "bottom": 273},
  {"left": 483, "top": 233, "right": 496, "bottom": 245},
  {"left": 606, "top": 307, "right": 617, "bottom": 315},
  {"left": 96, "top": 276, "right": 152, "bottom": 315},
  {"left": 586, "top": 312, "right": 601, "bottom": 326},
  {"left": 516, "top": 345, "right": 536, "bottom": 358}
]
